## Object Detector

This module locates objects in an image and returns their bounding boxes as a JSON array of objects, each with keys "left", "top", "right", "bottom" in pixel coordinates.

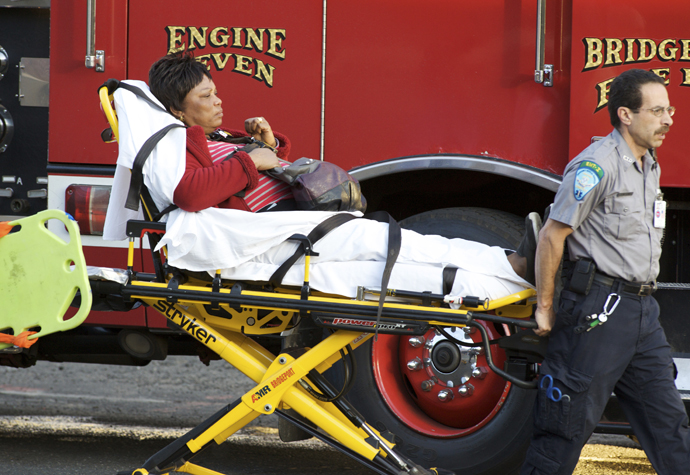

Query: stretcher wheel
[{"left": 342, "top": 207, "right": 536, "bottom": 475}]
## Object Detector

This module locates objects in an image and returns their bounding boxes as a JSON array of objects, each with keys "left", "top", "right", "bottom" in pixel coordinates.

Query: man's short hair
[
  {"left": 149, "top": 52, "right": 212, "bottom": 114},
  {"left": 608, "top": 69, "right": 665, "bottom": 128}
]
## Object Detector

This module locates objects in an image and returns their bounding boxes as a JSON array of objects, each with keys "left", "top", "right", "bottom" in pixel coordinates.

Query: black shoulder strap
[
  {"left": 125, "top": 123, "right": 185, "bottom": 213},
  {"left": 116, "top": 81, "right": 169, "bottom": 114}
]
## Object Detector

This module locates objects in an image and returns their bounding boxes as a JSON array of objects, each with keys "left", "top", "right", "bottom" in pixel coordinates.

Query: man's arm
[{"left": 534, "top": 218, "right": 573, "bottom": 336}]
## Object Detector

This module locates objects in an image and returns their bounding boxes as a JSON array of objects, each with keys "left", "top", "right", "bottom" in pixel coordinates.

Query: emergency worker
[{"left": 520, "top": 69, "right": 690, "bottom": 474}]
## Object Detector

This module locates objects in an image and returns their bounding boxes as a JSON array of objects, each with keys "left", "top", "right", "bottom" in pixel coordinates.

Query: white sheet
[
  {"left": 103, "top": 80, "right": 186, "bottom": 241},
  {"left": 102, "top": 82, "right": 531, "bottom": 302}
]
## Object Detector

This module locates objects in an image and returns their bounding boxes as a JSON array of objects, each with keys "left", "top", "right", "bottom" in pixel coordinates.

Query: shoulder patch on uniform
[{"left": 573, "top": 160, "right": 604, "bottom": 201}]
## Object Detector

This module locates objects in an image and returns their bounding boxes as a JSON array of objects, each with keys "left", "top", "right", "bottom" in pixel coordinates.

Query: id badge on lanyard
[{"left": 654, "top": 189, "right": 666, "bottom": 229}]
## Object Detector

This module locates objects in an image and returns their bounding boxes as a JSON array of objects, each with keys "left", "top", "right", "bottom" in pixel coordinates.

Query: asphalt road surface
[{"left": 0, "top": 357, "right": 655, "bottom": 475}]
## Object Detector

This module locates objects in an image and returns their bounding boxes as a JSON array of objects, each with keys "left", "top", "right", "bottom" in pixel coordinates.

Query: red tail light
[{"left": 65, "top": 185, "right": 111, "bottom": 235}]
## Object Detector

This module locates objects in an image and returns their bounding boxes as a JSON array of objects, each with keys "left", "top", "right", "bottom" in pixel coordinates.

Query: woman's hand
[
  {"left": 248, "top": 147, "right": 280, "bottom": 171},
  {"left": 245, "top": 117, "right": 277, "bottom": 148}
]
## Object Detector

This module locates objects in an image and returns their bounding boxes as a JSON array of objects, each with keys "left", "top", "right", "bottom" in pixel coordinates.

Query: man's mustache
[{"left": 656, "top": 126, "right": 670, "bottom": 134}]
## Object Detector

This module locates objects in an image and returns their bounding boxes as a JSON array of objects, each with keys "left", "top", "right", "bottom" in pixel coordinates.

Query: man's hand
[
  {"left": 245, "top": 117, "right": 277, "bottom": 148},
  {"left": 534, "top": 305, "right": 556, "bottom": 337},
  {"left": 248, "top": 147, "right": 280, "bottom": 170}
]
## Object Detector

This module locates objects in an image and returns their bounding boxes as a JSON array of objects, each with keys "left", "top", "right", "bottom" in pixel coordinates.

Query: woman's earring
[{"left": 179, "top": 114, "right": 184, "bottom": 123}]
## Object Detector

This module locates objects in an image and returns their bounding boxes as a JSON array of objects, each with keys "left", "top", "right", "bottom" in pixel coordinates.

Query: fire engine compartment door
[
  {"left": 569, "top": 0, "right": 690, "bottom": 188},
  {"left": 49, "top": 0, "right": 127, "bottom": 166}
]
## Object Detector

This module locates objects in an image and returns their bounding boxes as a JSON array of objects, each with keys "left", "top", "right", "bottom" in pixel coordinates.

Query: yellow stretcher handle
[{"left": 99, "top": 85, "right": 119, "bottom": 142}]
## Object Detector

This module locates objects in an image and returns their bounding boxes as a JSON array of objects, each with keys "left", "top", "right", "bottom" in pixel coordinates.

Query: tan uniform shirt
[{"left": 549, "top": 129, "right": 663, "bottom": 283}]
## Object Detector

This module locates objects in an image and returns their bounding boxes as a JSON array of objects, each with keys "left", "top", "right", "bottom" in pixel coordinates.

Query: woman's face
[{"left": 175, "top": 75, "right": 223, "bottom": 135}]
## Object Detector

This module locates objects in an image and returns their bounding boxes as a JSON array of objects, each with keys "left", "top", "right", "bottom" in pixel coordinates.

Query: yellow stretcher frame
[
  {"left": 121, "top": 275, "right": 536, "bottom": 475},
  {"left": 93, "top": 81, "right": 540, "bottom": 475}
]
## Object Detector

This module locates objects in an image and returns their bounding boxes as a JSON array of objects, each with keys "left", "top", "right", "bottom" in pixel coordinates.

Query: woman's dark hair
[
  {"left": 149, "top": 52, "right": 212, "bottom": 114},
  {"left": 608, "top": 69, "right": 665, "bottom": 128}
]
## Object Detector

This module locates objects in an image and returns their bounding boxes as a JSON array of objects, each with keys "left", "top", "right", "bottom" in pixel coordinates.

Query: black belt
[{"left": 592, "top": 273, "right": 656, "bottom": 296}]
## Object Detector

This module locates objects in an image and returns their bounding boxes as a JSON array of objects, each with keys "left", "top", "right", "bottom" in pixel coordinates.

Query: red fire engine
[{"left": 1, "top": 1, "right": 689, "bottom": 474}]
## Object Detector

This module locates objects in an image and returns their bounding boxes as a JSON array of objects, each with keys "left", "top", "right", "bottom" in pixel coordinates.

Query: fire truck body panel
[
  {"left": 2, "top": 1, "right": 690, "bottom": 473},
  {"left": 324, "top": 0, "right": 572, "bottom": 174}
]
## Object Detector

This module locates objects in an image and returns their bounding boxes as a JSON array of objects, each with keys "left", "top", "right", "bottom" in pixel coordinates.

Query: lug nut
[
  {"left": 408, "top": 336, "right": 425, "bottom": 348},
  {"left": 458, "top": 384, "right": 475, "bottom": 397},
  {"left": 407, "top": 357, "right": 423, "bottom": 371},
  {"left": 420, "top": 379, "right": 435, "bottom": 392},
  {"left": 438, "top": 389, "right": 454, "bottom": 402},
  {"left": 469, "top": 347, "right": 484, "bottom": 356},
  {"left": 463, "top": 326, "right": 476, "bottom": 336},
  {"left": 472, "top": 366, "right": 488, "bottom": 380}
]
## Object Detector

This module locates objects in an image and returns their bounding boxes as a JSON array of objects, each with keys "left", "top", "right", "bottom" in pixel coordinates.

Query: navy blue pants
[{"left": 520, "top": 280, "right": 690, "bottom": 475}]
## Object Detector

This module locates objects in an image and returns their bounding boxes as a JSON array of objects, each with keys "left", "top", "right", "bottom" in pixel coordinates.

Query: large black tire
[{"left": 344, "top": 207, "right": 536, "bottom": 475}]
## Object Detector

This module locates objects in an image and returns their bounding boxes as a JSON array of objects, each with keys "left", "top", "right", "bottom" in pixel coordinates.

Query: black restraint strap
[
  {"left": 269, "top": 213, "right": 358, "bottom": 287},
  {"left": 367, "top": 211, "right": 401, "bottom": 339},
  {"left": 268, "top": 211, "right": 402, "bottom": 340},
  {"left": 443, "top": 266, "right": 459, "bottom": 296},
  {"left": 138, "top": 186, "right": 178, "bottom": 224},
  {"left": 125, "top": 123, "right": 185, "bottom": 212}
]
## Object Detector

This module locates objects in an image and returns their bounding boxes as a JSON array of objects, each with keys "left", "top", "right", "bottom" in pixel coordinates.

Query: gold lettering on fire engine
[
  {"left": 585, "top": 36, "right": 690, "bottom": 112},
  {"left": 254, "top": 60, "right": 275, "bottom": 85},
  {"left": 167, "top": 26, "right": 186, "bottom": 53},
  {"left": 165, "top": 25, "right": 285, "bottom": 88},
  {"left": 637, "top": 39, "right": 656, "bottom": 62},
  {"left": 188, "top": 26, "right": 209, "bottom": 50},
  {"left": 681, "top": 69, "right": 690, "bottom": 86},
  {"left": 659, "top": 39, "right": 679, "bottom": 61},
  {"left": 625, "top": 38, "right": 636, "bottom": 63},
  {"left": 583, "top": 38, "right": 603, "bottom": 71},
  {"left": 234, "top": 54, "right": 254, "bottom": 76},
  {"left": 585, "top": 37, "right": 690, "bottom": 72},
  {"left": 232, "top": 27, "right": 243, "bottom": 48},
  {"left": 681, "top": 40, "right": 690, "bottom": 61},
  {"left": 245, "top": 28, "right": 265, "bottom": 52},
  {"left": 605, "top": 38, "right": 623, "bottom": 67},
  {"left": 210, "top": 27, "right": 230, "bottom": 47},
  {"left": 266, "top": 29, "right": 286, "bottom": 59},
  {"left": 651, "top": 68, "right": 671, "bottom": 85},
  {"left": 594, "top": 78, "right": 615, "bottom": 113},
  {"left": 210, "top": 53, "right": 232, "bottom": 69}
]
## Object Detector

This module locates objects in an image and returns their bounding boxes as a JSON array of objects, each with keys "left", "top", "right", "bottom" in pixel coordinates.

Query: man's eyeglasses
[{"left": 634, "top": 106, "right": 676, "bottom": 117}]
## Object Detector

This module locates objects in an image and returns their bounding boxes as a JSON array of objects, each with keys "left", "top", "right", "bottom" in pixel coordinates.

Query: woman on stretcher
[{"left": 107, "top": 52, "right": 540, "bottom": 303}]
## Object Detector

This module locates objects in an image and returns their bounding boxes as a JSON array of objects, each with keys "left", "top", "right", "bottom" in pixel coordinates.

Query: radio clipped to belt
[{"left": 568, "top": 258, "right": 596, "bottom": 295}]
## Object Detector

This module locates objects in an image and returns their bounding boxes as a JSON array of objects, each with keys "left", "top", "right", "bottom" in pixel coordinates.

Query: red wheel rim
[{"left": 372, "top": 322, "right": 511, "bottom": 438}]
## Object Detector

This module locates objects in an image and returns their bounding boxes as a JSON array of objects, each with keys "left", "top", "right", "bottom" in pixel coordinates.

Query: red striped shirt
[{"left": 207, "top": 140, "right": 293, "bottom": 212}]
